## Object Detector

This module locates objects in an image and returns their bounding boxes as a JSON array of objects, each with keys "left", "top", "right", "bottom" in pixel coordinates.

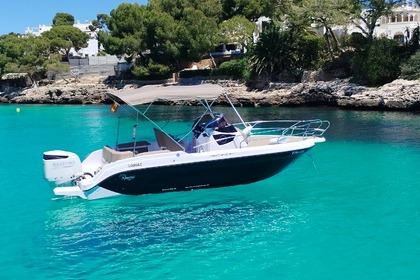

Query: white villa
[
  {"left": 376, "top": 2, "right": 420, "bottom": 43},
  {"left": 346, "top": 1, "right": 420, "bottom": 43},
  {"left": 25, "top": 21, "right": 99, "bottom": 57},
  {"left": 253, "top": 1, "right": 420, "bottom": 44}
]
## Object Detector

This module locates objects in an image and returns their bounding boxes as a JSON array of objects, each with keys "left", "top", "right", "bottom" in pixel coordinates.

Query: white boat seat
[
  {"left": 102, "top": 146, "right": 134, "bottom": 163},
  {"left": 153, "top": 128, "right": 184, "bottom": 151}
]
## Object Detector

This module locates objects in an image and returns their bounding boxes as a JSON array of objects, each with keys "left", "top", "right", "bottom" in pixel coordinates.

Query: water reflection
[{"left": 42, "top": 188, "right": 306, "bottom": 273}]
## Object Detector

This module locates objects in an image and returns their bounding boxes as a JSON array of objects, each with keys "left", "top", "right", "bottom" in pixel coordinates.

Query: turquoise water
[{"left": 0, "top": 105, "right": 419, "bottom": 279}]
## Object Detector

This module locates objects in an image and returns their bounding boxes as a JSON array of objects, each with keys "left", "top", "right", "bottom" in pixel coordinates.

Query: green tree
[
  {"left": 220, "top": 0, "right": 279, "bottom": 21},
  {"left": 99, "top": 2, "right": 220, "bottom": 71},
  {"left": 142, "top": 9, "right": 180, "bottom": 67},
  {"left": 171, "top": 8, "right": 219, "bottom": 69},
  {"left": 400, "top": 51, "right": 420, "bottom": 80},
  {"left": 351, "top": 0, "right": 403, "bottom": 41},
  {"left": 147, "top": 0, "right": 221, "bottom": 70},
  {"left": 90, "top": 14, "right": 110, "bottom": 31},
  {"left": 131, "top": 59, "right": 171, "bottom": 80},
  {"left": 42, "top": 25, "right": 89, "bottom": 58},
  {"left": 406, "top": 25, "right": 420, "bottom": 55},
  {"left": 219, "top": 15, "right": 255, "bottom": 48},
  {"left": 296, "top": 0, "right": 353, "bottom": 59},
  {"left": 248, "top": 21, "right": 320, "bottom": 81},
  {"left": 97, "top": 3, "right": 147, "bottom": 63},
  {"left": 44, "top": 53, "right": 71, "bottom": 80},
  {"left": 213, "top": 58, "right": 250, "bottom": 80},
  {"left": 0, "top": 34, "right": 50, "bottom": 80},
  {"left": 149, "top": 0, "right": 223, "bottom": 22},
  {"left": 53, "top": 12, "right": 75, "bottom": 26},
  {"left": 352, "top": 38, "right": 401, "bottom": 85},
  {"left": 0, "top": 34, "right": 22, "bottom": 74},
  {"left": 399, "top": 26, "right": 420, "bottom": 80}
]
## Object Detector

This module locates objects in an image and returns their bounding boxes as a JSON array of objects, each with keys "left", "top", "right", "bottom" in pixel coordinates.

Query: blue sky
[{"left": 0, "top": 0, "right": 147, "bottom": 35}]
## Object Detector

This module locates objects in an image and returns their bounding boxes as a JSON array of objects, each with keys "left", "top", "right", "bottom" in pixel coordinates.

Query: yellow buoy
[{"left": 16, "top": 108, "right": 21, "bottom": 113}]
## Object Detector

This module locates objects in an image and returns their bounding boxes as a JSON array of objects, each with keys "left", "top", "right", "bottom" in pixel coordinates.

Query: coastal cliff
[
  {"left": 225, "top": 79, "right": 420, "bottom": 110},
  {"left": 0, "top": 77, "right": 116, "bottom": 104},
  {"left": 1, "top": 76, "right": 419, "bottom": 110}
]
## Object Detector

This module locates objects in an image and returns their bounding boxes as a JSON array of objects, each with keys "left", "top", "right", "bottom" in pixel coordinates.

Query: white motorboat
[{"left": 43, "top": 84, "right": 330, "bottom": 200}]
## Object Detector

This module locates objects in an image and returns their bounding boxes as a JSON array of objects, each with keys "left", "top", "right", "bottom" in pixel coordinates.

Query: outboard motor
[{"left": 43, "top": 150, "right": 82, "bottom": 185}]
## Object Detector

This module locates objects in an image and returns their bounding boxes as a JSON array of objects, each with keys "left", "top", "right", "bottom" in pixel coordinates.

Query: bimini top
[{"left": 109, "top": 84, "right": 224, "bottom": 106}]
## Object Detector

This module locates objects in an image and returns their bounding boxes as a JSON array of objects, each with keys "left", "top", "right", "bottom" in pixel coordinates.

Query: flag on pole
[{"left": 110, "top": 101, "right": 119, "bottom": 113}]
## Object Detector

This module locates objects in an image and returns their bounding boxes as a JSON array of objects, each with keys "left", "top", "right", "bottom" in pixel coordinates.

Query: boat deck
[{"left": 102, "top": 134, "right": 309, "bottom": 163}]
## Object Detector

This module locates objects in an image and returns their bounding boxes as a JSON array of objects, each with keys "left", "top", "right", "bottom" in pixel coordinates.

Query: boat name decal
[
  {"left": 162, "top": 187, "right": 177, "bottom": 191},
  {"left": 185, "top": 184, "right": 209, "bottom": 189},
  {"left": 210, "top": 152, "right": 232, "bottom": 158},
  {"left": 128, "top": 163, "right": 142, "bottom": 168},
  {"left": 292, "top": 150, "right": 305, "bottom": 155},
  {"left": 53, "top": 160, "right": 75, "bottom": 168},
  {"left": 119, "top": 174, "right": 135, "bottom": 181}
]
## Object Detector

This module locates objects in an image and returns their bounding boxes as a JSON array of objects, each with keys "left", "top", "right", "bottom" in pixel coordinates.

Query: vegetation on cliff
[{"left": 0, "top": 0, "right": 419, "bottom": 87}]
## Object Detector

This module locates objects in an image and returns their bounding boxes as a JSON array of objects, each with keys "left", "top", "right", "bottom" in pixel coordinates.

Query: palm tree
[{"left": 249, "top": 22, "right": 295, "bottom": 78}]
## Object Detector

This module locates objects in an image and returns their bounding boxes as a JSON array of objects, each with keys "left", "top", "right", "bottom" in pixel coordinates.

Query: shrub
[
  {"left": 352, "top": 38, "right": 402, "bottom": 86},
  {"left": 213, "top": 58, "right": 250, "bottom": 80},
  {"left": 400, "top": 51, "right": 420, "bottom": 80},
  {"left": 323, "top": 51, "right": 353, "bottom": 78},
  {"left": 131, "top": 60, "right": 171, "bottom": 80},
  {"left": 348, "top": 32, "right": 369, "bottom": 51},
  {"left": 297, "top": 36, "right": 324, "bottom": 71},
  {"left": 248, "top": 22, "right": 324, "bottom": 82}
]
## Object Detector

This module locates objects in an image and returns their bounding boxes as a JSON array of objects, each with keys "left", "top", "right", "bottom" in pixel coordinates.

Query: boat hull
[{"left": 95, "top": 148, "right": 309, "bottom": 196}]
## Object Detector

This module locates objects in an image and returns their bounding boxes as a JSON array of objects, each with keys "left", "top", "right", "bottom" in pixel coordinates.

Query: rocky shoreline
[
  {"left": 1, "top": 76, "right": 419, "bottom": 111},
  {"left": 225, "top": 79, "right": 420, "bottom": 110}
]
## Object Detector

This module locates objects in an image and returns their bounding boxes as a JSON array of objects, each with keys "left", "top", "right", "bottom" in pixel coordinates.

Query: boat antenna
[
  {"left": 132, "top": 123, "right": 137, "bottom": 154},
  {"left": 115, "top": 117, "right": 121, "bottom": 147},
  {"left": 224, "top": 91, "right": 249, "bottom": 128}
]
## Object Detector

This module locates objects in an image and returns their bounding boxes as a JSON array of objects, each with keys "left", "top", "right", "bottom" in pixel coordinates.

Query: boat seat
[
  {"left": 102, "top": 146, "right": 134, "bottom": 163},
  {"left": 153, "top": 128, "right": 184, "bottom": 152},
  {"left": 246, "top": 136, "right": 274, "bottom": 147}
]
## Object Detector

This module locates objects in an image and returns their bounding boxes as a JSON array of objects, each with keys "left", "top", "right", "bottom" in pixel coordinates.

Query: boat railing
[
  {"left": 238, "top": 119, "right": 330, "bottom": 138},
  {"left": 191, "top": 120, "right": 329, "bottom": 152}
]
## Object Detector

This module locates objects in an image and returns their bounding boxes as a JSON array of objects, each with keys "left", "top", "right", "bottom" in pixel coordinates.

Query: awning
[{"left": 108, "top": 84, "right": 224, "bottom": 106}]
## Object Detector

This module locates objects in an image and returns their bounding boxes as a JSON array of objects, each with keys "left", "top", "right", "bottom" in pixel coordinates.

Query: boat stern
[
  {"left": 53, "top": 186, "right": 87, "bottom": 199},
  {"left": 43, "top": 150, "right": 82, "bottom": 186}
]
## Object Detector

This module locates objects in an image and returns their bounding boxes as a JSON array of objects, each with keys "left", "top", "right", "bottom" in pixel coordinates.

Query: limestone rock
[
  {"left": 223, "top": 79, "right": 420, "bottom": 110},
  {"left": 1, "top": 75, "right": 419, "bottom": 111}
]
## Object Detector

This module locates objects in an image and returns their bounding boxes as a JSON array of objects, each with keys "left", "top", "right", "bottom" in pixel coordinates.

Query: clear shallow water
[{"left": 0, "top": 105, "right": 419, "bottom": 279}]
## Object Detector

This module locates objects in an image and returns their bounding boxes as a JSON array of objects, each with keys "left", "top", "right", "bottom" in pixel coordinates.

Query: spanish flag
[{"left": 110, "top": 101, "right": 119, "bottom": 113}]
